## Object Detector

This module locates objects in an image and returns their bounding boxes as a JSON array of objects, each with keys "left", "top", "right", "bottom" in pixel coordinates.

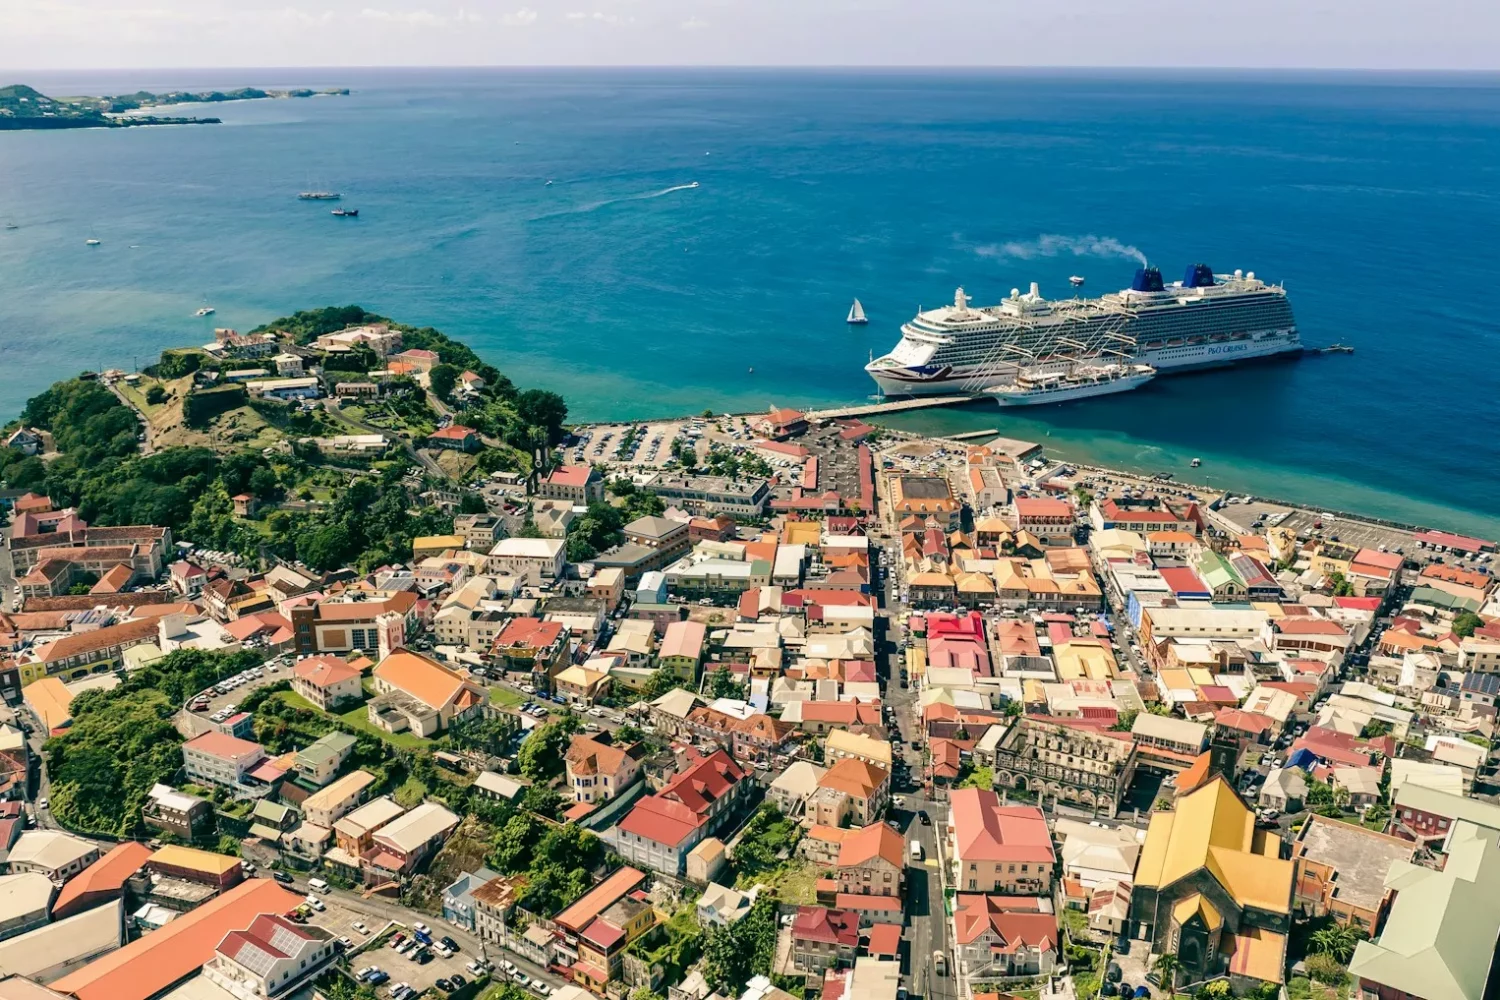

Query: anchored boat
[{"left": 987, "top": 362, "right": 1156, "bottom": 407}]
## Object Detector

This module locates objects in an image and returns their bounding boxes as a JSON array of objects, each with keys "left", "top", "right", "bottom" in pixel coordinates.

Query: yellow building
[
  {"left": 1053, "top": 639, "right": 1117, "bottom": 681},
  {"left": 1131, "top": 752, "right": 1294, "bottom": 990},
  {"left": 782, "top": 520, "right": 823, "bottom": 548},
  {"left": 23, "top": 677, "right": 75, "bottom": 734},
  {"left": 412, "top": 534, "right": 467, "bottom": 560}
]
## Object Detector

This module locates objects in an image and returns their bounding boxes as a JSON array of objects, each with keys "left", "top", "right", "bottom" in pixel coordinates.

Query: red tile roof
[
  {"left": 429, "top": 424, "right": 479, "bottom": 441},
  {"left": 617, "top": 750, "right": 745, "bottom": 848},
  {"left": 1015, "top": 497, "right": 1073, "bottom": 519},
  {"left": 495, "top": 616, "right": 564, "bottom": 650},
  {"left": 950, "top": 790, "right": 1054, "bottom": 864},
  {"left": 1413, "top": 530, "right": 1494, "bottom": 553},
  {"left": 954, "top": 894, "right": 1060, "bottom": 950},
  {"left": 864, "top": 922, "right": 903, "bottom": 956},
  {"left": 792, "top": 906, "right": 859, "bottom": 946},
  {"left": 184, "top": 731, "right": 264, "bottom": 762},
  {"left": 1159, "top": 567, "right": 1210, "bottom": 594},
  {"left": 546, "top": 465, "right": 596, "bottom": 488},
  {"left": 1273, "top": 618, "right": 1348, "bottom": 636},
  {"left": 1215, "top": 709, "right": 1276, "bottom": 734}
]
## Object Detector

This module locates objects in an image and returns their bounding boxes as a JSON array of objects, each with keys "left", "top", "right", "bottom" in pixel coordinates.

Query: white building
[
  {"left": 203, "top": 913, "right": 338, "bottom": 998},
  {"left": 487, "top": 537, "right": 566, "bottom": 584},
  {"left": 7, "top": 832, "right": 100, "bottom": 885}
]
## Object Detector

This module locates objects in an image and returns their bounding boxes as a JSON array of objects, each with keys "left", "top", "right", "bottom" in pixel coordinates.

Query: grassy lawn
[
  {"left": 269, "top": 687, "right": 432, "bottom": 750},
  {"left": 337, "top": 700, "right": 431, "bottom": 749},
  {"left": 394, "top": 776, "right": 429, "bottom": 808},
  {"left": 207, "top": 405, "right": 284, "bottom": 451},
  {"left": 116, "top": 378, "right": 169, "bottom": 418},
  {"left": 748, "top": 860, "right": 819, "bottom": 905},
  {"left": 489, "top": 686, "right": 523, "bottom": 709},
  {"left": 433, "top": 448, "right": 478, "bottom": 481},
  {"left": 270, "top": 689, "right": 321, "bottom": 713}
]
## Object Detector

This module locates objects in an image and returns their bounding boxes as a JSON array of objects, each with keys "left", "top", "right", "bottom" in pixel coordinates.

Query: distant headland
[{"left": 0, "top": 83, "right": 349, "bottom": 131}]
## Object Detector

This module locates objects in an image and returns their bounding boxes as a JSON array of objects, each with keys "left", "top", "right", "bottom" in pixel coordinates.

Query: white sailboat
[{"left": 846, "top": 298, "right": 868, "bottom": 325}]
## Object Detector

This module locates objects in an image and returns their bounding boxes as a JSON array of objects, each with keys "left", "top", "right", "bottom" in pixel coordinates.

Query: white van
[
  {"left": 910, "top": 841, "right": 923, "bottom": 862},
  {"left": 308, "top": 877, "right": 330, "bottom": 893}
]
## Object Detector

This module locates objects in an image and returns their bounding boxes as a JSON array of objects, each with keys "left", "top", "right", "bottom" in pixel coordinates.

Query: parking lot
[
  {"left": 1213, "top": 501, "right": 1499, "bottom": 581},
  {"left": 574, "top": 419, "right": 698, "bottom": 469},
  {"left": 183, "top": 653, "right": 294, "bottom": 731},
  {"left": 787, "top": 422, "right": 870, "bottom": 500},
  {"left": 268, "top": 872, "right": 548, "bottom": 999}
]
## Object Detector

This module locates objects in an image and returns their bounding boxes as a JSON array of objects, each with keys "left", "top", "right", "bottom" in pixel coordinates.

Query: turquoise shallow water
[{"left": 1, "top": 68, "right": 1498, "bottom": 536}]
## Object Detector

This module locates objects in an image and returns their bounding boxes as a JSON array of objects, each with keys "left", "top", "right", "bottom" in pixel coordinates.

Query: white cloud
[
  {"left": 502, "top": 7, "right": 538, "bottom": 25},
  {"left": 566, "top": 10, "right": 587, "bottom": 18},
  {"left": 681, "top": 16, "right": 708, "bottom": 29},
  {"left": 360, "top": 7, "right": 447, "bottom": 25}
]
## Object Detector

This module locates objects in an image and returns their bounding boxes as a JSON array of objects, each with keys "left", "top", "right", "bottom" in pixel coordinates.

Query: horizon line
[{"left": 10, "top": 64, "right": 1500, "bottom": 75}]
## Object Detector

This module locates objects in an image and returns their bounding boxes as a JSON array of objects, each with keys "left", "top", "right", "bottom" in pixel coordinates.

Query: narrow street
[{"left": 874, "top": 531, "right": 954, "bottom": 1000}]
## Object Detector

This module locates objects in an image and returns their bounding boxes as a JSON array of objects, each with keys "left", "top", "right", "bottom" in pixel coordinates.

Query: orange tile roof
[
  {"left": 429, "top": 424, "right": 479, "bottom": 441},
  {"left": 50, "top": 878, "right": 304, "bottom": 1000},
  {"left": 31, "top": 615, "right": 161, "bottom": 664},
  {"left": 89, "top": 563, "right": 135, "bottom": 594},
  {"left": 293, "top": 654, "right": 361, "bottom": 688},
  {"left": 836, "top": 823, "right": 905, "bottom": 869},
  {"left": 566, "top": 734, "right": 635, "bottom": 778},
  {"left": 311, "top": 592, "right": 417, "bottom": 621},
  {"left": 373, "top": 649, "right": 473, "bottom": 711},
  {"left": 51, "top": 841, "right": 153, "bottom": 918},
  {"left": 555, "top": 867, "right": 646, "bottom": 934},
  {"left": 817, "top": 757, "right": 888, "bottom": 800}
]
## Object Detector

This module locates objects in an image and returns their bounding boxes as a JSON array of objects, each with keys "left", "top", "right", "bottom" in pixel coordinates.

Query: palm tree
[
  {"left": 1153, "top": 952, "right": 1181, "bottom": 995},
  {"left": 1311, "top": 923, "right": 1360, "bottom": 963}
]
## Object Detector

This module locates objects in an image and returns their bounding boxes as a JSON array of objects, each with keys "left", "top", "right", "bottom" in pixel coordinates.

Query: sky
[{"left": 3, "top": 0, "right": 1499, "bottom": 70}]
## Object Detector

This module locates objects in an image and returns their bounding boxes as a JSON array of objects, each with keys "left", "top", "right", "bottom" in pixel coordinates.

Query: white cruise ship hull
[
  {"left": 867, "top": 333, "right": 1301, "bottom": 396},
  {"left": 993, "top": 370, "right": 1155, "bottom": 406}
]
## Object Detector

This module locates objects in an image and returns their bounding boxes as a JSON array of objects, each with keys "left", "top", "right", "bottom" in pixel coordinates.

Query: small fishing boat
[
  {"left": 1190, "top": 457, "right": 1202, "bottom": 468},
  {"left": 331, "top": 208, "right": 359, "bottom": 217},
  {"left": 847, "top": 299, "right": 868, "bottom": 325},
  {"left": 85, "top": 238, "right": 101, "bottom": 246},
  {"left": 195, "top": 306, "right": 216, "bottom": 317},
  {"left": 1069, "top": 275, "right": 1085, "bottom": 287}
]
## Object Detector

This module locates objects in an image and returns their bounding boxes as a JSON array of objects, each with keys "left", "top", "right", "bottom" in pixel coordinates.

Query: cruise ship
[{"left": 865, "top": 264, "right": 1301, "bottom": 396}]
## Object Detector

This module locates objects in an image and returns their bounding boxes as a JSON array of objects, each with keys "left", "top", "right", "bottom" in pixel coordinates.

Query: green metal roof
[
  {"left": 1349, "top": 821, "right": 1500, "bottom": 1000},
  {"left": 296, "top": 730, "right": 358, "bottom": 766},
  {"left": 1195, "top": 549, "right": 1243, "bottom": 592}
]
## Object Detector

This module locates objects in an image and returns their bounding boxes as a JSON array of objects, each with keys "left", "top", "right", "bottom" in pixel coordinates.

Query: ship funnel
[
  {"left": 1028, "top": 281, "right": 1040, "bottom": 299},
  {"left": 1131, "top": 266, "right": 1164, "bottom": 292},
  {"left": 954, "top": 287, "right": 969, "bottom": 310},
  {"left": 1182, "top": 263, "right": 1216, "bottom": 288}
]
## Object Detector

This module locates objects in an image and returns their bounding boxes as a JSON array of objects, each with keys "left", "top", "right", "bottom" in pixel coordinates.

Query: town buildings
[
  {"left": 989, "top": 717, "right": 1137, "bottom": 818},
  {"left": 949, "top": 791, "right": 1055, "bottom": 895},
  {"left": 1131, "top": 754, "right": 1294, "bottom": 991}
]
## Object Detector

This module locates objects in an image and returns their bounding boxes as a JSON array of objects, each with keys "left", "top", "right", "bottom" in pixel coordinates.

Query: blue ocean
[{"left": 1, "top": 69, "right": 1498, "bottom": 535}]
